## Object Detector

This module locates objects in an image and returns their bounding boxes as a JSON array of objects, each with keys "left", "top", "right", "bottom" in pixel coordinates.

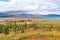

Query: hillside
[{"left": 0, "top": 11, "right": 60, "bottom": 19}]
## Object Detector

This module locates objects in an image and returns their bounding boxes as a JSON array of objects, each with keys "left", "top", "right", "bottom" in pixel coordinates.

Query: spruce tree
[
  {"left": 3, "top": 25, "right": 9, "bottom": 35},
  {"left": 0, "top": 24, "right": 3, "bottom": 33}
]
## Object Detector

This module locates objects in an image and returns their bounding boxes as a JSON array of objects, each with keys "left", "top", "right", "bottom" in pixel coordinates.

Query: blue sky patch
[{"left": 0, "top": 0, "right": 9, "bottom": 2}]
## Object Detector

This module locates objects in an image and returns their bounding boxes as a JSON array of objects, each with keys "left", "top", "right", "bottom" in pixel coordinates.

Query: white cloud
[
  {"left": 0, "top": 0, "right": 59, "bottom": 14},
  {"left": 22, "top": 5, "right": 39, "bottom": 10},
  {"left": 40, "top": 12, "right": 60, "bottom": 15},
  {"left": 0, "top": 0, "right": 39, "bottom": 11},
  {"left": 40, "top": 2, "right": 58, "bottom": 10}
]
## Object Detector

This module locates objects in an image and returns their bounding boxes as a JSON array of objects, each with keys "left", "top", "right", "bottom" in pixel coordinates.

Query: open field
[
  {"left": 0, "top": 19, "right": 60, "bottom": 40},
  {"left": 0, "top": 18, "right": 34, "bottom": 21}
]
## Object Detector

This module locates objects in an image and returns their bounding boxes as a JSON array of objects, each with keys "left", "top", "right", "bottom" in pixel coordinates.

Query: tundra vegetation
[{"left": 0, "top": 20, "right": 60, "bottom": 40}]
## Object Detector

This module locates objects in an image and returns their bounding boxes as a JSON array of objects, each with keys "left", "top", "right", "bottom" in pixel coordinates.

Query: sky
[{"left": 0, "top": 0, "right": 60, "bottom": 15}]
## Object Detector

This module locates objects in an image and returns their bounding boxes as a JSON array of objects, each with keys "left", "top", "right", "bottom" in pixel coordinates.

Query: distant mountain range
[
  {"left": 42, "top": 14, "right": 60, "bottom": 19},
  {"left": 0, "top": 11, "right": 60, "bottom": 19}
]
